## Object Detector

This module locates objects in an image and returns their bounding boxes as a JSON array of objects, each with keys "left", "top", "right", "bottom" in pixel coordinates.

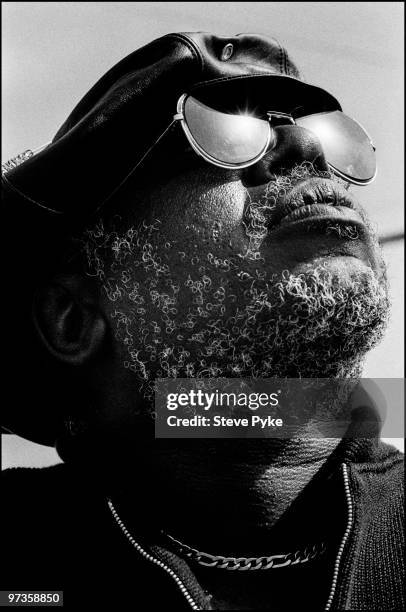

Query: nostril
[
  {"left": 221, "top": 43, "right": 234, "bottom": 61},
  {"left": 311, "top": 152, "right": 330, "bottom": 174},
  {"left": 302, "top": 193, "right": 315, "bottom": 205}
]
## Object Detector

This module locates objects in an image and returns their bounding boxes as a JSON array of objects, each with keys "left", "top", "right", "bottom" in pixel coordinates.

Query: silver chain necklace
[
  {"left": 108, "top": 499, "right": 326, "bottom": 571},
  {"left": 161, "top": 532, "right": 326, "bottom": 570}
]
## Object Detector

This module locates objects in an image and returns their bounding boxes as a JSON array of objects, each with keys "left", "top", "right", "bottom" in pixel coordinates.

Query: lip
[
  {"left": 278, "top": 203, "right": 364, "bottom": 227},
  {"left": 264, "top": 178, "right": 364, "bottom": 230}
]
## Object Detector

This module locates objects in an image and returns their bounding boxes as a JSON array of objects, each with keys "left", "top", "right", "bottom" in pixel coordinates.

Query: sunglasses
[
  {"left": 135, "top": 93, "right": 376, "bottom": 187},
  {"left": 2, "top": 92, "right": 376, "bottom": 201}
]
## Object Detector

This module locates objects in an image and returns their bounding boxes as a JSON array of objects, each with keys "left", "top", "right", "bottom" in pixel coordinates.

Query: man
[{"left": 1, "top": 32, "right": 404, "bottom": 610}]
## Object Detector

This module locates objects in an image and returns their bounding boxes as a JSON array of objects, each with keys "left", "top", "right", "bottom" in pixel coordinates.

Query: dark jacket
[{"left": 1, "top": 438, "right": 404, "bottom": 610}]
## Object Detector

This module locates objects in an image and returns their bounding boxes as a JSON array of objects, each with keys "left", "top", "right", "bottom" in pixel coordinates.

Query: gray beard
[{"left": 80, "top": 164, "right": 389, "bottom": 407}]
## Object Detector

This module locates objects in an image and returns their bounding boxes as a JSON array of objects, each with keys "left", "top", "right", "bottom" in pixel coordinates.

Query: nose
[{"left": 242, "top": 125, "right": 330, "bottom": 187}]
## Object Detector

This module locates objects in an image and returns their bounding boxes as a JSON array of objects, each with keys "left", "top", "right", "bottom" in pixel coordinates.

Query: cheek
[
  {"left": 141, "top": 174, "right": 250, "bottom": 257},
  {"left": 145, "top": 180, "right": 274, "bottom": 310},
  {"left": 193, "top": 180, "right": 247, "bottom": 236}
]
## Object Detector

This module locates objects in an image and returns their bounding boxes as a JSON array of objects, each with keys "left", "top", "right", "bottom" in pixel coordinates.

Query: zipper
[
  {"left": 109, "top": 461, "right": 354, "bottom": 612},
  {"left": 108, "top": 499, "right": 201, "bottom": 610},
  {"left": 324, "top": 462, "right": 354, "bottom": 611}
]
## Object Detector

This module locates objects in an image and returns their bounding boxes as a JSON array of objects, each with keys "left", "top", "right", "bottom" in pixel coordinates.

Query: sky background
[{"left": 2, "top": 2, "right": 404, "bottom": 465}]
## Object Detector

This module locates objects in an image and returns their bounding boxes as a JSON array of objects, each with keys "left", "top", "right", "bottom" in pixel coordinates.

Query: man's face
[{"left": 83, "top": 121, "right": 389, "bottom": 416}]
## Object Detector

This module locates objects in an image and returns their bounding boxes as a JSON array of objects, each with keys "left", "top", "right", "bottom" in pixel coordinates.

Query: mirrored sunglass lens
[
  {"left": 295, "top": 111, "right": 376, "bottom": 182},
  {"left": 184, "top": 96, "right": 270, "bottom": 165}
]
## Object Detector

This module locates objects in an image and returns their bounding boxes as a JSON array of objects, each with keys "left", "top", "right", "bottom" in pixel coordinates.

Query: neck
[{"left": 111, "top": 437, "right": 341, "bottom": 556}]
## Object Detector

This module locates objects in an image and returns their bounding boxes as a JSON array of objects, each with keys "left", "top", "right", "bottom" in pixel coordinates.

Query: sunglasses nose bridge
[{"left": 266, "top": 111, "right": 296, "bottom": 125}]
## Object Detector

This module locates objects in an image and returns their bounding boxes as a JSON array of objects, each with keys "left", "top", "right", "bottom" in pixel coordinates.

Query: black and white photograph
[{"left": 1, "top": 3, "right": 404, "bottom": 610}]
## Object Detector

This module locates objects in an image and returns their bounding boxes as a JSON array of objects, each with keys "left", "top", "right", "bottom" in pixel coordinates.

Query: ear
[{"left": 32, "top": 274, "right": 107, "bottom": 365}]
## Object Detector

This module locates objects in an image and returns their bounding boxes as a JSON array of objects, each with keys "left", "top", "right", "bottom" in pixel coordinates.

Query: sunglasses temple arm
[
  {"left": 127, "top": 118, "right": 178, "bottom": 178},
  {"left": 91, "top": 119, "right": 178, "bottom": 212}
]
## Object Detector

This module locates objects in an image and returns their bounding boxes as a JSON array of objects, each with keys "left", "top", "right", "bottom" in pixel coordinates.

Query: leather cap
[{"left": 2, "top": 32, "right": 341, "bottom": 445}]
